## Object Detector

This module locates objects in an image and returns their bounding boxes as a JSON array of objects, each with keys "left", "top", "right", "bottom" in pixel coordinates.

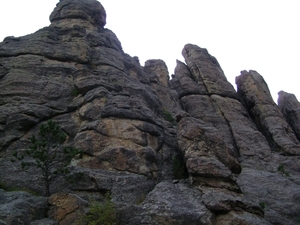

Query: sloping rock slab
[
  {"left": 128, "top": 181, "right": 213, "bottom": 225},
  {"left": 0, "top": 189, "right": 48, "bottom": 224}
]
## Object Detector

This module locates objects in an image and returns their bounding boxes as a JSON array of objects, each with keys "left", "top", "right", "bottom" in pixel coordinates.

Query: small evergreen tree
[{"left": 13, "top": 120, "right": 81, "bottom": 196}]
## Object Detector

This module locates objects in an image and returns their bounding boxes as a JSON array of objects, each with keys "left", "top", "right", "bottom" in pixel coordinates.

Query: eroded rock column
[{"left": 236, "top": 70, "right": 300, "bottom": 156}]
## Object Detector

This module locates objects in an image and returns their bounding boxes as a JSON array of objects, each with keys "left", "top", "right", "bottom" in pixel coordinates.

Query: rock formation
[{"left": 1, "top": 0, "right": 300, "bottom": 224}]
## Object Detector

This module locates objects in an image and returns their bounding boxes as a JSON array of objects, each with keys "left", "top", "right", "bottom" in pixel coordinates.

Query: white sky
[{"left": 0, "top": 0, "right": 299, "bottom": 103}]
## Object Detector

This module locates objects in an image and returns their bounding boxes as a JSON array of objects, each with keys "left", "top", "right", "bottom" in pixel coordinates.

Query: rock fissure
[
  {"left": 0, "top": 52, "right": 84, "bottom": 65},
  {"left": 92, "top": 62, "right": 125, "bottom": 73},
  {"left": 51, "top": 2, "right": 72, "bottom": 21},
  {"left": 212, "top": 97, "right": 241, "bottom": 159}
]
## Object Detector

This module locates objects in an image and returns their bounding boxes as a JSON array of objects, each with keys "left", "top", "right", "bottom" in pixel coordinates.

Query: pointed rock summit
[
  {"left": 0, "top": 0, "right": 300, "bottom": 224},
  {"left": 50, "top": 0, "right": 107, "bottom": 29},
  {"left": 237, "top": 70, "right": 300, "bottom": 155}
]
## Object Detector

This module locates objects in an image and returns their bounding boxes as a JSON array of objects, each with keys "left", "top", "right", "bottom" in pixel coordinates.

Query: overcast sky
[{"left": 1, "top": 0, "right": 299, "bottom": 103}]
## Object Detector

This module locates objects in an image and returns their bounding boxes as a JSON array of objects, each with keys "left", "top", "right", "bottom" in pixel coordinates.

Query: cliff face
[{"left": 0, "top": 0, "right": 300, "bottom": 224}]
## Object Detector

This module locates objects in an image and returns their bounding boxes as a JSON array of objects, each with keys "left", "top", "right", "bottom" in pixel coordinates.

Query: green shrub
[
  {"left": 79, "top": 193, "right": 116, "bottom": 225},
  {"left": 277, "top": 164, "right": 290, "bottom": 177},
  {"left": 259, "top": 201, "right": 266, "bottom": 210},
  {"left": 162, "top": 109, "right": 175, "bottom": 124}
]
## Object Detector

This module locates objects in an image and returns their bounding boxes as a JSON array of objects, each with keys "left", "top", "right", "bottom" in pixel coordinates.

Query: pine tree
[{"left": 13, "top": 120, "right": 81, "bottom": 196}]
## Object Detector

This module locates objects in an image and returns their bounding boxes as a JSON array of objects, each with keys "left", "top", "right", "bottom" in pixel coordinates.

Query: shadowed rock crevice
[{"left": 210, "top": 96, "right": 242, "bottom": 159}]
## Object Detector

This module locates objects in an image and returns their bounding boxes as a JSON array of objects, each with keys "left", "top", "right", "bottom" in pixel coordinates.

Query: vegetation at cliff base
[
  {"left": 13, "top": 120, "right": 81, "bottom": 196},
  {"left": 79, "top": 193, "right": 117, "bottom": 225}
]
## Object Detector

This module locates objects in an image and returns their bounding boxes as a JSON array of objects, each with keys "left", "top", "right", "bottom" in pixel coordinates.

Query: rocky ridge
[{"left": 0, "top": 0, "right": 300, "bottom": 224}]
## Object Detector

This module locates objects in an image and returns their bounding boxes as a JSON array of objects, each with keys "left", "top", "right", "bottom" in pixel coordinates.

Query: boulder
[
  {"left": 127, "top": 181, "right": 214, "bottom": 225},
  {"left": 48, "top": 193, "right": 88, "bottom": 225}
]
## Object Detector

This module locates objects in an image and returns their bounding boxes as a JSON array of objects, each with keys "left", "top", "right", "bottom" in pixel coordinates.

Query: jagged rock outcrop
[
  {"left": 236, "top": 70, "right": 300, "bottom": 156},
  {"left": 1, "top": 0, "right": 300, "bottom": 224},
  {"left": 278, "top": 91, "right": 300, "bottom": 141}
]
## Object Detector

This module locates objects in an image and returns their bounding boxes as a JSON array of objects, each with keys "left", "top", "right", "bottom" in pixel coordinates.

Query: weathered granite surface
[
  {"left": 0, "top": 189, "right": 49, "bottom": 224},
  {"left": 278, "top": 90, "right": 300, "bottom": 141},
  {"left": 0, "top": 0, "right": 300, "bottom": 224}
]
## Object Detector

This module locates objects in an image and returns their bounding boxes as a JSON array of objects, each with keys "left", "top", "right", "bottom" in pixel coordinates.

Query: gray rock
[
  {"left": 128, "top": 181, "right": 214, "bottom": 225},
  {"left": 236, "top": 70, "right": 300, "bottom": 156},
  {"left": 215, "top": 210, "right": 271, "bottom": 225},
  {"left": 1, "top": 0, "right": 300, "bottom": 224},
  {"left": 237, "top": 167, "right": 300, "bottom": 225},
  {"left": 182, "top": 44, "right": 238, "bottom": 99},
  {"left": 170, "top": 60, "right": 203, "bottom": 98},
  {"left": 177, "top": 117, "right": 241, "bottom": 179},
  {"left": 278, "top": 90, "right": 300, "bottom": 141},
  {"left": 48, "top": 192, "right": 88, "bottom": 225},
  {"left": 50, "top": 0, "right": 107, "bottom": 29},
  {"left": 31, "top": 218, "right": 58, "bottom": 225},
  {"left": 201, "top": 187, "right": 263, "bottom": 216},
  {"left": 0, "top": 190, "right": 48, "bottom": 225}
]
